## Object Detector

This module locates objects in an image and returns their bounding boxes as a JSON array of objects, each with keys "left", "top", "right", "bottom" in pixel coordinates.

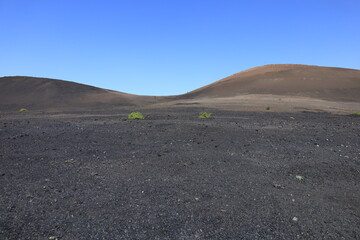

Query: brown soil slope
[
  {"left": 185, "top": 64, "right": 360, "bottom": 101},
  {"left": 1, "top": 64, "right": 359, "bottom": 111},
  {"left": 0, "top": 76, "right": 152, "bottom": 110}
]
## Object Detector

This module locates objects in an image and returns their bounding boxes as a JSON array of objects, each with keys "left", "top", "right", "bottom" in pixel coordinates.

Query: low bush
[
  {"left": 199, "top": 112, "right": 213, "bottom": 119},
  {"left": 266, "top": 106, "right": 271, "bottom": 110},
  {"left": 352, "top": 112, "right": 360, "bottom": 116},
  {"left": 128, "top": 112, "right": 144, "bottom": 120},
  {"left": 19, "top": 108, "right": 28, "bottom": 112},
  {"left": 295, "top": 175, "right": 304, "bottom": 181}
]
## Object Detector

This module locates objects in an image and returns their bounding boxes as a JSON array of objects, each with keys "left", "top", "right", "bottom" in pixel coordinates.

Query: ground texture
[{"left": 0, "top": 108, "right": 359, "bottom": 240}]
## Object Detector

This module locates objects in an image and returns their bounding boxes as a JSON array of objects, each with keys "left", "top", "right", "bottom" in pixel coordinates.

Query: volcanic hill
[
  {"left": 0, "top": 76, "right": 153, "bottom": 110},
  {"left": 184, "top": 64, "right": 360, "bottom": 101},
  {"left": 1, "top": 64, "right": 360, "bottom": 111}
]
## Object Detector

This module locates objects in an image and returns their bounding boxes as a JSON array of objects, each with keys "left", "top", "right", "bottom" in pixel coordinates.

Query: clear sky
[{"left": 1, "top": 0, "right": 359, "bottom": 95}]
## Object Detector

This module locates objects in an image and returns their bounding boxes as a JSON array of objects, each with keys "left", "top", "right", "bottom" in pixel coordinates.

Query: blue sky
[{"left": 1, "top": 0, "right": 359, "bottom": 95}]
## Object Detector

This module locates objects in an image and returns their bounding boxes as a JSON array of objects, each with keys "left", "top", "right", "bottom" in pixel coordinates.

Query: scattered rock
[{"left": 273, "top": 183, "right": 285, "bottom": 189}]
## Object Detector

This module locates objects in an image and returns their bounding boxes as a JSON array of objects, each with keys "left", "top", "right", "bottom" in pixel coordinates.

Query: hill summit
[{"left": 184, "top": 64, "right": 360, "bottom": 101}]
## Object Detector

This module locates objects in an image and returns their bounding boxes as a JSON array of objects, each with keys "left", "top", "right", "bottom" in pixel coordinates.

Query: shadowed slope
[
  {"left": 0, "top": 76, "right": 152, "bottom": 110},
  {"left": 185, "top": 64, "right": 360, "bottom": 101}
]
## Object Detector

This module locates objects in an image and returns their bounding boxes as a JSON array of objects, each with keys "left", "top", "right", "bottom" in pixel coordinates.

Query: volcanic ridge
[{"left": 1, "top": 64, "right": 360, "bottom": 112}]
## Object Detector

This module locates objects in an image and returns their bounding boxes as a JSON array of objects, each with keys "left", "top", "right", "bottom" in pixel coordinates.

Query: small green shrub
[
  {"left": 199, "top": 112, "right": 213, "bottom": 119},
  {"left": 295, "top": 175, "right": 304, "bottom": 181},
  {"left": 266, "top": 106, "right": 271, "bottom": 110},
  {"left": 19, "top": 108, "right": 28, "bottom": 112},
  {"left": 352, "top": 112, "right": 360, "bottom": 116},
  {"left": 128, "top": 112, "right": 144, "bottom": 120}
]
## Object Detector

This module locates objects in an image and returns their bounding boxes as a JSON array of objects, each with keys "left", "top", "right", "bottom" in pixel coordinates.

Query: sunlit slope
[{"left": 185, "top": 64, "right": 360, "bottom": 101}]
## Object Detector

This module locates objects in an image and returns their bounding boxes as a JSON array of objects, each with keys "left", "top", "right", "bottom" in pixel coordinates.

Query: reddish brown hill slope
[
  {"left": 0, "top": 76, "right": 151, "bottom": 110},
  {"left": 185, "top": 64, "right": 360, "bottom": 101},
  {"left": 1, "top": 64, "right": 360, "bottom": 111}
]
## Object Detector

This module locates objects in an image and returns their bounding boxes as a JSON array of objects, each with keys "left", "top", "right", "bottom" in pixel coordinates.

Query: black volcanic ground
[{"left": 0, "top": 108, "right": 359, "bottom": 239}]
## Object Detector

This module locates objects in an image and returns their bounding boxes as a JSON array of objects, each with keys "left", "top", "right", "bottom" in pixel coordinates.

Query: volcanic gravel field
[{"left": 0, "top": 108, "right": 359, "bottom": 240}]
